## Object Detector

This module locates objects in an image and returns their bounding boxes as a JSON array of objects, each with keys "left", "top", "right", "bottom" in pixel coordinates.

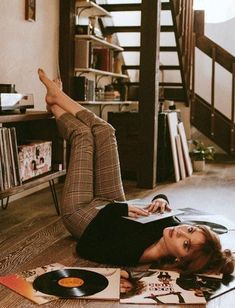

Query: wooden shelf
[
  {"left": 79, "top": 101, "right": 138, "bottom": 117},
  {"left": 0, "top": 170, "right": 66, "bottom": 199},
  {"left": 75, "top": 68, "right": 128, "bottom": 79},
  {"left": 0, "top": 111, "right": 53, "bottom": 123},
  {"left": 75, "top": 34, "right": 123, "bottom": 51},
  {"left": 0, "top": 111, "right": 66, "bottom": 213},
  {"left": 76, "top": 0, "right": 111, "bottom": 17},
  {"left": 79, "top": 100, "right": 138, "bottom": 105}
]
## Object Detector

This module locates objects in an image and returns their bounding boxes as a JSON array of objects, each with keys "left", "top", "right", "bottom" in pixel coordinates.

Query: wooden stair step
[
  {"left": 160, "top": 65, "right": 180, "bottom": 70},
  {"left": 161, "top": 25, "right": 174, "bottom": 32},
  {"left": 161, "top": 2, "right": 171, "bottom": 10},
  {"left": 159, "top": 82, "right": 183, "bottom": 87},
  {"left": 100, "top": 3, "right": 170, "bottom": 12},
  {"left": 100, "top": 4, "right": 141, "bottom": 12},
  {"left": 123, "top": 65, "right": 181, "bottom": 71},
  {"left": 160, "top": 46, "right": 178, "bottom": 52},
  {"left": 121, "top": 46, "right": 178, "bottom": 52},
  {"left": 105, "top": 25, "right": 174, "bottom": 34},
  {"left": 122, "top": 46, "right": 140, "bottom": 52},
  {"left": 122, "top": 65, "right": 140, "bottom": 70},
  {"left": 106, "top": 26, "right": 140, "bottom": 34},
  {"left": 163, "top": 88, "right": 185, "bottom": 100}
]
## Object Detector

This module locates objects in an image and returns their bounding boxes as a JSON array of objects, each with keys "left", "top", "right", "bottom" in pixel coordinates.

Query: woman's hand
[
  {"left": 145, "top": 198, "right": 171, "bottom": 214},
  {"left": 128, "top": 205, "right": 149, "bottom": 218}
]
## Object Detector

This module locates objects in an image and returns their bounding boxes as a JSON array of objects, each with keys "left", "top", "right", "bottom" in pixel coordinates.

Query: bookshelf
[
  {"left": 0, "top": 111, "right": 66, "bottom": 214},
  {"left": 75, "top": 34, "right": 124, "bottom": 51},
  {"left": 72, "top": 1, "right": 132, "bottom": 106},
  {"left": 74, "top": 68, "right": 128, "bottom": 79},
  {"left": 79, "top": 100, "right": 138, "bottom": 117},
  {"left": 75, "top": 0, "right": 111, "bottom": 18}
]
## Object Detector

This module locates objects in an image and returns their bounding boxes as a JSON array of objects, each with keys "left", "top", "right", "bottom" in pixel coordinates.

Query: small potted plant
[{"left": 190, "top": 139, "right": 215, "bottom": 172}]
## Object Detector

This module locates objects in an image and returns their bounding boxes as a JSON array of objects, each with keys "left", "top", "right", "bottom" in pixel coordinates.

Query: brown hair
[{"left": 161, "top": 225, "right": 234, "bottom": 275}]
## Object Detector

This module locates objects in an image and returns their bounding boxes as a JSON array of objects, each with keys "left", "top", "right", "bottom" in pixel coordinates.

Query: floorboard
[{"left": 0, "top": 162, "right": 235, "bottom": 307}]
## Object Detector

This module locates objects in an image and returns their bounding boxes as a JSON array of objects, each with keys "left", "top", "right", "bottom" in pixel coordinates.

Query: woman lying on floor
[{"left": 38, "top": 68, "right": 234, "bottom": 275}]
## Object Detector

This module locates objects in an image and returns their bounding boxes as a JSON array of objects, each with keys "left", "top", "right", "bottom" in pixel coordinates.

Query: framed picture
[{"left": 25, "top": 0, "right": 36, "bottom": 22}]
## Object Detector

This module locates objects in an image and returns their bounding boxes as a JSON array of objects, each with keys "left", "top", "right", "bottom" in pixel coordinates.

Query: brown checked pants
[{"left": 56, "top": 108, "right": 126, "bottom": 238}]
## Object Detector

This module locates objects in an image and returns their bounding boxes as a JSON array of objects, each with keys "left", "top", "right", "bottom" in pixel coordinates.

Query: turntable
[{"left": 0, "top": 83, "right": 34, "bottom": 113}]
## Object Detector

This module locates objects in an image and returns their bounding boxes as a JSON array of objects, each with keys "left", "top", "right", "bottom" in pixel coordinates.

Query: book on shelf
[
  {"left": 74, "top": 76, "right": 95, "bottom": 101},
  {"left": 92, "top": 47, "right": 113, "bottom": 72},
  {"left": 0, "top": 127, "right": 21, "bottom": 190},
  {"left": 75, "top": 39, "right": 91, "bottom": 69},
  {"left": 0, "top": 263, "right": 120, "bottom": 305},
  {"left": 9, "top": 127, "right": 22, "bottom": 186}
]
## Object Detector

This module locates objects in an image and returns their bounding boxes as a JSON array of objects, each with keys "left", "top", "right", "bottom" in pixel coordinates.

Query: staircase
[
  {"left": 100, "top": 0, "right": 193, "bottom": 104},
  {"left": 192, "top": 10, "right": 235, "bottom": 156},
  {"left": 100, "top": 0, "right": 235, "bottom": 157}
]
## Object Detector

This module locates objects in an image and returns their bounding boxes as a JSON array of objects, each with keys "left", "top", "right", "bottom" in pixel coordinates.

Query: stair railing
[
  {"left": 192, "top": 10, "right": 235, "bottom": 154},
  {"left": 171, "top": 0, "right": 194, "bottom": 103}
]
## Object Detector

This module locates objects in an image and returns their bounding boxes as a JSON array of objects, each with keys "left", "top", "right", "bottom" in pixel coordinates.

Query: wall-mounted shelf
[
  {"left": 79, "top": 100, "right": 138, "bottom": 117},
  {"left": 75, "top": 68, "right": 128, "bottom": 79},
  {"left": 75, "top": 35, "right": 123, "bottom": 51},
  {"left": 76, "top": 0, "right": 111, "bottom": 17}
]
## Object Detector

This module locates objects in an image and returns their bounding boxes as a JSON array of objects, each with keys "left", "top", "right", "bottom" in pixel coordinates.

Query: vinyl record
[
  {"left": 33, "top": 269, "right": 109, "bottom": 298},
  {"left": 184, "top": 220, "right": 228, "bottom": 234}
]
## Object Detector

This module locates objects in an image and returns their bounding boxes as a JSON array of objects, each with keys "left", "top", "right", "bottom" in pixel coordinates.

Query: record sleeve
[
  {"left": 120, "top": 269, "right": 206, "bottom": 304},
  {"left": 0, "top": 263, "right": 120, "bottom": 305}
]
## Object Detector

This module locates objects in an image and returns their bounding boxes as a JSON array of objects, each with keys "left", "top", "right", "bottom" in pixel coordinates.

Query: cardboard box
[{"left": 18, "top": 141, "right": 52, "bottom": 182}]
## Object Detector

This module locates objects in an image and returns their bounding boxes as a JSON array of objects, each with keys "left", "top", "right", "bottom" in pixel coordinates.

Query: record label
[
  {"left": 58, "top": 277, "right": 84, "bottom": 288},
  {"left": 33, "top": 269, "right": 109, "bottom": 298}
]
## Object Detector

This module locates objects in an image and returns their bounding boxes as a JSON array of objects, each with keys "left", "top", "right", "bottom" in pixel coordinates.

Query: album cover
[
  {"left": 18, "top": 140, "right": 52, "bottom": 182},
  {"left": 0, "top": 263, "right": 120, "bottom": 305},
  {"left": 176, "top": 207, "right": 235, "bottom": 232},
  {"left": 0, "top": 263, "right": 62, "bottom": 305},
  {"left": 120, "top": 269, "right": 207, "bottom": 304}
]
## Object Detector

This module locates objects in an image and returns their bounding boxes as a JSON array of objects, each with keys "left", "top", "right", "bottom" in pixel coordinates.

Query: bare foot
[
  {"left": 53, "top": 78, "right": 63, "bottom": 90},
  {"left": 38, "top": 68, "right": 85, "bottom": 116},
  {"left": 38, "top": 68, "right": 61, "bottom": 105},
  {"left": 50, "top": 104, "right": 66, "bottom": 119}
]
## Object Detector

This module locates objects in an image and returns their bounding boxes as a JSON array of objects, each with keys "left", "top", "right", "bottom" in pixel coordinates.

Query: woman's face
[
  {"left": 120, "top": 278, "right": 134, "bottom": 293},
  {"left": 163, "top": 224, "right": 206, "bottom": 259}
]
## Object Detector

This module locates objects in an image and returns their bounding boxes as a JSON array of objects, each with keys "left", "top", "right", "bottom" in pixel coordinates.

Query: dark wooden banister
[
  {"left": 170, "top": 0, "right": 194, "bottom": 104},
  {"left": 192, "top": 10, "right": 235, "bottom": 155},
  {"left": 194, "top": 11, "right": 235, "bottom": 73}
]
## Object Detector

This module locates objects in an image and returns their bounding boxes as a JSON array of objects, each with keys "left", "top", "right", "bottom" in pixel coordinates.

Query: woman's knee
[
  {"left": 93, "top": 121, "right": 116, "bottom": 138},
  {"left": 69, "top": 126, "right": 92, "bottom": 144}
]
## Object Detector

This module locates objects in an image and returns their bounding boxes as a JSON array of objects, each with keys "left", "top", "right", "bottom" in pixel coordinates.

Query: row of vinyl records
[{"left": 0, "top": 127, "right": 22, "bottom": 191}]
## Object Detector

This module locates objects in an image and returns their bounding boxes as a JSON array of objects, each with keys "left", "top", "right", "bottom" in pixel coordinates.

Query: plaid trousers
[{"left": 56, "top": 109, "right": 126, "bottom": 238}]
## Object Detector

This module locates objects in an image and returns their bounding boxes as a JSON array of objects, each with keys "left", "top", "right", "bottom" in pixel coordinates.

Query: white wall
[{"left": 0, "top": 0, "right": 59, "bottom": 111}]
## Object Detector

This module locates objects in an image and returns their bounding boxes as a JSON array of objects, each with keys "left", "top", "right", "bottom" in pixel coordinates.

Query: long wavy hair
[{"left": 159, "top": 225, "right": 234, "bottom": 275}]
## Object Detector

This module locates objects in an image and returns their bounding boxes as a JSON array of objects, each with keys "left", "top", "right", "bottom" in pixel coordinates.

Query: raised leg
[
  {"left": 75, "top": 109, "right": 125, "bottom": 202},
  {"left": 38, "top": 69, "right": 126, "bottom": 237}
]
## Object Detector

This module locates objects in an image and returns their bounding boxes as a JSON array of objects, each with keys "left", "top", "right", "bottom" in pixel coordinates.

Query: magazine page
[
  {"left": 124, "top": 209, "right": 184, "bottom": 224},
  {"left": 120, "top": 269, "right": 206, "bottom": 304}
]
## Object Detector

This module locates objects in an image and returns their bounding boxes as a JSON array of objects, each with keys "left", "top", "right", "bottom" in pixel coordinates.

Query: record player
[{"left": 0, "top": 83, "right": 34, "bottom": 113}]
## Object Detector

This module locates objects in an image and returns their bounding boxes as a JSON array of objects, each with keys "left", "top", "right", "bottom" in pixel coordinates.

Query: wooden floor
[{"left": 0, "top": 162, "right": 235, "bottom": 307}]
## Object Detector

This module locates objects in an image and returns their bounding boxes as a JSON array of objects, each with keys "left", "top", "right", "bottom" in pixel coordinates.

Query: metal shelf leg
[
  {"left": 1, "top": 196, "right": 10, "bottom": 210},
  {"left": 49, "top": 180, "right": 60, "bottom": 215}
]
